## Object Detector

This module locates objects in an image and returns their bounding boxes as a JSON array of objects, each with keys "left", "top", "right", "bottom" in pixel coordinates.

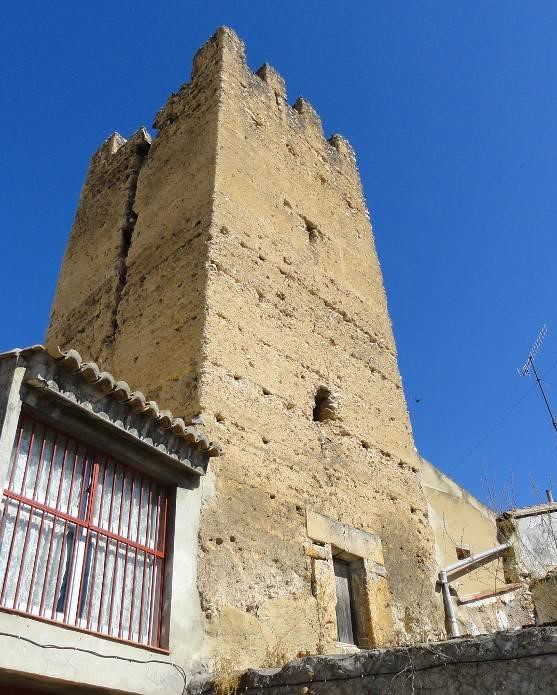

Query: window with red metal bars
[{"left": 0, "top": 414, "right": 168, "bottom": 648}]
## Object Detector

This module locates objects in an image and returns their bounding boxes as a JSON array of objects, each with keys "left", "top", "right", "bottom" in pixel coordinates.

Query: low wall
[{"left": 192, "top": 625, "right": 557, "bottom": 694}]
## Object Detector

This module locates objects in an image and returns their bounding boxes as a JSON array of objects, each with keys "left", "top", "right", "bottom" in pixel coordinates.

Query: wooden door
[{"left": 334, "top": 559, "right": 356, "bottom": 644}]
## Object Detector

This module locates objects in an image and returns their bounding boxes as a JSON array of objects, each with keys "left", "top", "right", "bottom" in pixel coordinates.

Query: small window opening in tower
[
  {"left": 313, "top": 386, "right": 337, "bottom": 422},
  {"left": 302, "top": 216, "right": 320, "bottom": 244}
]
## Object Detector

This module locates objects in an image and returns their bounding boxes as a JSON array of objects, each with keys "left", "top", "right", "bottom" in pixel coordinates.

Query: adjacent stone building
[{"left": 46, "top": 27, "right": 446, "bottom": 667}]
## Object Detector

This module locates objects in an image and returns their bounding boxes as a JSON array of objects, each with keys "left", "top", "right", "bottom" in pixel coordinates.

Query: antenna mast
[{"left": 519, "top": 325, "right": 557, "bottom": 436}]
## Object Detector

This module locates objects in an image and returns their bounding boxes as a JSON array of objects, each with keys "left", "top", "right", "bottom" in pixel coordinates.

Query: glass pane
[
  {"left": 0, "top": 498, "right": 21, "bottom": 603},
  {"left": 39, "top": 517, "right": 68, "bottom": 617},
  {"left": 21, "top": 423, "right": 46, "bottom": 499},
  {"left": 44, "top": 434, "right": 69, "bottom": 509},
  {"left": 76, "top": 532, "right": 96, "bottom": 620},
  {"left": 67, "top": 447, "right": 88, "bottom": 518},
  {"left": 16, "top": 507, "right": 43, "bottom": 610},
  {"left": 27, "top": 512, "right": 56, "bottom": 613},
  {"left": 97, "top": 536, "right": 118, "bottom": 633},
  {"left": 58, "top": 441, "right": 78, "bottom": 513},
  {"left": 99, "top": 462, "right": 117, "bottom": 531},
  {"left": 0, "top": 416, "right": 166, "bottom": 647},
  {"left": 3, "top": 503, "right": 34, "bottom": 609},
  {"left": 10, "top": 420, "right": 33, "bottom": 494},
  {"left": 138, "top": 481, "right": 150, "bottom": 546},
  {"left": 125, "top": 548, "right": 140, "bottom": 640},
  {"left": 34, "top": 428, "right": 57, "bottom": 505},
  {"left": 120, "top": 475, "right": 134, "bottom": 539},
  {"left": 141, "top": 552, "right": 157, "bottom": 645},
  {"left": 129, "top": 478, "right": 141, "bottom": 543},
  {"left": 84, "top": 532, "right": 108, "bottom": 630},
  {"left": 148, "top": 486, "right": 159, "bottom": 549}
]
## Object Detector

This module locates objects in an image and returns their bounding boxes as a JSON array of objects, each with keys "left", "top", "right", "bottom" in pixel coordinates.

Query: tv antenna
[{"left": 519, "top": 325, "right": 557, "bottom": 435}]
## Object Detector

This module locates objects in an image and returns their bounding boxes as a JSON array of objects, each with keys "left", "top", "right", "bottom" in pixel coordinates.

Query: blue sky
[{"left": 2, "top": 2, "right": 556, "bottom": 508}]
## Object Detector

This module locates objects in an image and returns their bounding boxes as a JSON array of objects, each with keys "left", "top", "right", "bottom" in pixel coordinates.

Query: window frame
[{"left": 0, "top": 412, "right": 170, "bottom": 652}]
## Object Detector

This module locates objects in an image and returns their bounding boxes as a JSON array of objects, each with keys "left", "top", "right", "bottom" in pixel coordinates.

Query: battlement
[
  {"left": 86, "top": 28, "right": 360, "bottom": 208},
  {"left": 92, "top": 132, "right": 127, "bottom": 161},
  {"left": 255, "top": 63, "right": 286, "bottom": 101},
  {"left": 213, "top": 27, "right": 358, "bottom": 175},
  {"left": 151, "top": 27, "right": 360, "bottom": 188},
  {"left": 85, "top": 128, "right": 151, "bottom": 188}
]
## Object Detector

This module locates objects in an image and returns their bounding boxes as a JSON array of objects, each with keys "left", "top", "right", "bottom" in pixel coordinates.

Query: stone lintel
[{"left": 306, "top": 510, "right": 384, "bottom": 565}]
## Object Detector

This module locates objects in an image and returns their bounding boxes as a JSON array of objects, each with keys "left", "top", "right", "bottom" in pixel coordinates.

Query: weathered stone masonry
[
  {"left": 47, "top": 27, "right": 445, "bottom": 667},
  {"left": 48, "top": 129, "right": 152, "bottom": 368}
]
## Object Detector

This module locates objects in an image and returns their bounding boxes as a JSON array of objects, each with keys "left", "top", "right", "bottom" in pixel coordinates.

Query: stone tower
[{"left": 47, "top": 28, "right": 444, "bottom": 666}]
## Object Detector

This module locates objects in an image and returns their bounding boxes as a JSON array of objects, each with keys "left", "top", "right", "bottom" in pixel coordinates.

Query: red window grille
[{"left": 0, "top": 414, "right": 168, "bottom": 649}]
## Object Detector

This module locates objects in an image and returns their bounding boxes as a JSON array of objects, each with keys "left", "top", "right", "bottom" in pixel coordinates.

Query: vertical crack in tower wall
[
  {"left": 47, "top": 33, "right": 225, "bottom": 415},
  {"left": 99, "top": 32, "right": 226, "bottom": 416},
  {"left": 108, "top": 138, "right": 151, "bottom": 347},
  {"left": 46, "top": 129, "right": 151, "bottom": 364}
]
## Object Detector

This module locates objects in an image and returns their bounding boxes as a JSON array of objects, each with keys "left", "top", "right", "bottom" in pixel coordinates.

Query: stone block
[{"left": 306, "top": 510, "right": 384, "bottom": 565}]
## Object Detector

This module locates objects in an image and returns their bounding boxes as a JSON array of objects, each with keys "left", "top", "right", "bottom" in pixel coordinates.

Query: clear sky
[{"left": 2, "top": 2, "right": 557, "bottom": 508}]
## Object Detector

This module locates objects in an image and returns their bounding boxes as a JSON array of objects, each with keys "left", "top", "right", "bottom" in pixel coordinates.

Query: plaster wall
[
  {"left": 0, "top": 358, "right": 25, "bottom": 495},
  {"left": 497, "top": 507, "right": 557, "bottom": 626},
  {"left": 420, "top": 458, "right": 505, "bottom": 597},
  {"left": 531, "top": 572, "right": 557, "bottom": 624},
  {"left": 46, "top": 27, "right": 445, "bottom": 670},
  {"left": 457, "top": 584, "right": 534, "bottom": 636}
]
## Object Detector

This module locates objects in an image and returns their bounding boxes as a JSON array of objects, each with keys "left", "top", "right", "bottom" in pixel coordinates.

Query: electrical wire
[
  {"left": 449, "top": 354, "right": 557, "bottom": 472},
  {"left": 449, "top": 387, "right": 534, "bottom": 472},
  {"left": 0, "top": 631, "right": 187, "bottom": 694}
]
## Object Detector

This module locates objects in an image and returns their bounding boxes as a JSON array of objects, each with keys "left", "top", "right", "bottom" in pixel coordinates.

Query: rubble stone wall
[{"left": 193, "top": 626, "right": 557, "bottom": 695}]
